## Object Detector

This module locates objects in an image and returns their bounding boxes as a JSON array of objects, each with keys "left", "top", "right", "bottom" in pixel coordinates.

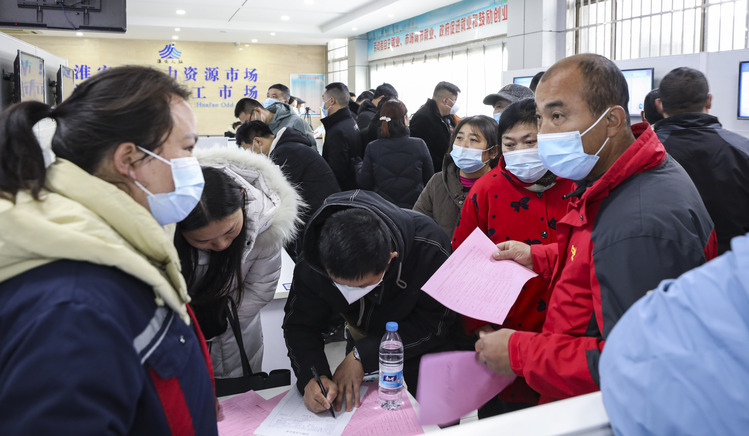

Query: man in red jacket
[
  {"left": 475, "top": 53, "right": 717, "bottom": 402},
  {"left": 452, "top": 98, "right": 575, "bottom": 414}
]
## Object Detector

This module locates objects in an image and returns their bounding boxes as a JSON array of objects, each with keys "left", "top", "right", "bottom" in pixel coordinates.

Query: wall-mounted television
[
  {"left": 621, "top": 68, "right": 654, "bottom": 116},
  {"left": 56, "top": 65, "right": 75, "bottom": 104},
  {"left": 13, "top": 50, "right": 45, "bottom": 104},
  {"left": 513, "top": 76, "right": 533, "bottom": 87},
  {"left": 0, "top": 0, "right": 126, "bottom": 32},
  {"left": 738, "top": 61, "right": 749, "bottom": 119}
]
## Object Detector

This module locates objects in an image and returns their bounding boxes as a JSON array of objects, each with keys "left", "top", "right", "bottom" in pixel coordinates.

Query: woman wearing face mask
[
  {"left": 451, "top": 99, "right": 576, "bottom": 415},
  {"left": 174, "top": 148, "right": 300, "bottom": 394},
  {"left": 414, "top": 115, "right": 500, "bottom": 239},
  {"left": 356, "top": 99, "right": 433, "bottom": 208},
  {"left": 0, "top": 67, "right": 218, "bottom": 434}
]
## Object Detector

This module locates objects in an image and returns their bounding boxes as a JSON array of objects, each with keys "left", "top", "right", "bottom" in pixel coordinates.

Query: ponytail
[{"left": 0, "top": 101, "right": 52, "bottom": 201}]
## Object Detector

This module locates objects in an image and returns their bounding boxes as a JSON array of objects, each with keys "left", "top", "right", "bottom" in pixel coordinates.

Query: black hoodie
[{"left": 282, "top": 190, "right": 463, "bottom": 394}]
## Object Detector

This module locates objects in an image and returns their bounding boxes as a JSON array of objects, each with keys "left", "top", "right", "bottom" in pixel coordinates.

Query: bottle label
[{"left": 379, "top": 368, "right": 403, "bottom": 389}]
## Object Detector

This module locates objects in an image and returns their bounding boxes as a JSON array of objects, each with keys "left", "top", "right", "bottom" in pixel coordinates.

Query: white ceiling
[{"left": 23, "top": 0, "right": 464, "bottom": 45}]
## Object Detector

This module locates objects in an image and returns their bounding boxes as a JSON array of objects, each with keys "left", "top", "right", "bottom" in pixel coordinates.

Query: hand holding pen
[{"left": 303, "top": 366, "right": 337, "bottom": 418}]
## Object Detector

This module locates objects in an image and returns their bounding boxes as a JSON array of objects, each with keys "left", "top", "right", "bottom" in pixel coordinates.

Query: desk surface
[{"left": 221, "top": 383, "right": 439, "bottom": 433}]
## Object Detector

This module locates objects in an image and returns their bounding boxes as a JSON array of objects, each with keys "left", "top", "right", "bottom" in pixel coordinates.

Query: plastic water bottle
[{"left": 378, "top": 321, "right": 404, "bottom": 410}]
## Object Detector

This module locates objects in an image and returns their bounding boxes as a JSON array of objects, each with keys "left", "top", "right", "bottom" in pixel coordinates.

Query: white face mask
[
  {"left": 333, "top": 271, "right": 385, "bottom": 304},
  {"left": 503, "top": 148, "right": 549, "bottom": 183},
  {"left": 133, "top": 146, "right": 204, "bottom": 226},
  {"left": 537, "top": 107, "right": 612, "bottom": 181}
]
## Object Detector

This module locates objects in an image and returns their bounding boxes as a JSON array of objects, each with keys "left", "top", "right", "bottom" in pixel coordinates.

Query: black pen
[{"left": 310, "top": 365, "right": 336, "bottom": 419}]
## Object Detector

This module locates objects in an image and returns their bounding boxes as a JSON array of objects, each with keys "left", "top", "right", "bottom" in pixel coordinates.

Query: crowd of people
[{"left": 0, "top": 51, "right": 747, "bottom": 434}]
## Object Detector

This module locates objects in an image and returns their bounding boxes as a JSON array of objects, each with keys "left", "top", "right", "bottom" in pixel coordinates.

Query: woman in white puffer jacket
[{"left": 175, "top": 147, "right": 301, "bottom": 382}]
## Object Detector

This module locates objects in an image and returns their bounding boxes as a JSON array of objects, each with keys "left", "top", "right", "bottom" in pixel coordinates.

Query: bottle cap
[{"left": 386, "top": 321, "right": 398, "bottom": 332}]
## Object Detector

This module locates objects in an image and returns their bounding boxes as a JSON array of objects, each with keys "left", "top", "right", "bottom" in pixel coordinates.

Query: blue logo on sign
[
  {"left": 158, "top": 43, "right": 182, "bottom": 60},
  {"left": 383, "top": 374, "right": 396, "bottom": 382}
]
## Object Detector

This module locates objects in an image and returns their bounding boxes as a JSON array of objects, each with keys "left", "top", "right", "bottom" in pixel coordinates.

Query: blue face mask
[
  {"left": 450, "top": 144, "right": 494, "bottom": 173},
  {"left": 537, "top": 107, "right": 612, "bottom": 181},
  {"left": 263, "top": 98, "right": 281, "bottom": 108},
  {"left": 493, "top": 113, "right": 501, "bottom": 123},
  {"left": 320, "top": 97, "right": 332, "bottom": 118},
  {"left": 134, "top": 146, "right": 204, "bottom": 226}
]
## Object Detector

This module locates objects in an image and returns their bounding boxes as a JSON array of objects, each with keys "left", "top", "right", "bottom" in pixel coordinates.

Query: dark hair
[
  {"left": 324, "top": 82, "right": 350, "bottom": 107},
  {"left": 234, "top": 98, "right": 262, "bottom": 118},
  {"left": 288, "top": 96, "right": 298, "bottom": 106},
  {"left": 373, "top": 83, "right": 398, "bottom": 99},
  {"left": 497, "top": 98, "right": 538, "bottom": 145},
  {"left": 232, "top": 121, "right": 243, "bottom": 129},
  {"left": 379, "top": 99, "right": 408, "bottom": 138},
  {"left": 319, "top": 208, "right": 391, "bottom": 280},
  {"left": 529, "top": 71, "right": 545, "bottom": 92},
  {"left": 268, "top": 83, "right": 290, "bottom": 100},
  {"left": 642, "top": 88, "right": 664, "bottom": 124},
  {"left": 543, "top": 54, "right": 629, "bottom": 122},
  {"left": 236, "top": 120, "right": 273, "bottom": 146},
  {"left": 0, "top": 65, "right": 190, "bottom": 201},
  {"left": 450, "top": 115, "right": 500, "bottom": 168},
  {"left": 433, "top": 81, "right": 461, "bottom": 98},
  {"left": 175, "top": 167, "right": 248, "bottom": 306},
  {"left": 349, "top": 92, "right": 356, "bottom": 98},
  {"left": 659, "top": 67, "right": 709, "bottom": 115},
  {"left": 356, "top": 91, "right": 374, "bottom": 103}
]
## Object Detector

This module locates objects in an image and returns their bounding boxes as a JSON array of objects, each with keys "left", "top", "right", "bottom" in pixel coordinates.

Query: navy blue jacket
[{"left": 0, "top": 260, "right": 218, "bottom": 435}]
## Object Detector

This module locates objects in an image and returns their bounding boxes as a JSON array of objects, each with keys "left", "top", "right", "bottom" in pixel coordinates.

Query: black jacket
[
  {"left": 321, "top": 107, "right": 362, "bottom": 191},
  {"left": 348, "top": 100, "right": 360, "bottom": 121},
  {"left": 356, "top": 134, "right": 434, "bottom": 208},
  {"left": 283, "top": 190, "right": 461, "bottom": 393},
  {"left": 356, "top": 99, "right": 377, "bottom": 133},
  {"left": 271, "top": 128, "right": 341, "bottom": 259},
  {"left": 655, "top": 113, "right": 749, "bottom": 254},
  {"left": 409, "top": 98, "right": 455, "bottom": 173}
]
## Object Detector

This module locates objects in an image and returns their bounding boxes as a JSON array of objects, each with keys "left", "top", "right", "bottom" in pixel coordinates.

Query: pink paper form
[
  {"left": 416, "top": 351, "right": 516, "bottom": 426},
  {"left": 218, "top": 391, "right": 285, "bottom": 435},
  {"left": 342, "top": 382, "right": 423, "bottom": 436},
  {"left": 421, "top": 227, "right": 537, "bottom": 324}
]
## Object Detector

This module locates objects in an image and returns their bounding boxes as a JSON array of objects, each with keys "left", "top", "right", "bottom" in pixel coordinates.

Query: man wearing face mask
[
  {"left": 234, "top": 97, "right": 316, "bottom": 147},
  {"left": 283, "top": 190, "right": 469, "bottom": 415},
  {"left": 266, "top": 83, "right": 290, "bottom": 105},
  {"left": 451, "top": 99, "right": 576, "bottom": 415},
  {"left": 483, "top": 84, "right": 535, "bottom": 122},
  {"left": 475, "top": 54, "right": 717, "bottom": 403},
  {"left": 320, "top": 82, "right": 362, "bottom": 191},
  {"left": 410, "top": 81, "right": 461, "bottom": 173}
]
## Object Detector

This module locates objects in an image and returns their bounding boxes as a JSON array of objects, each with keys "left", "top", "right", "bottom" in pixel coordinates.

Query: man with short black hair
[
  {"left": 483, "top": 84, "right": 535, "bottom": 120},
  {"left": 236, "top": 121, "right": 340, "bottom": 260},
  {"left": 283, "top": 190, "right": 467, "bottom": 414},
  {"left": 234, "top": 97, "right": 316, "bottom": 147},
  {"left": 321, "top": 82, "right": 362, "bottom": 190},
  {"left": 476, "top": 54, "right": 716, "bottom": 403},
  {"left": 640, "top": 88, "right": 664, "bottom": 125},
  {"left": 267, "top": 83, "right": 290, "bottom": 104},
  {"left": 654, "top": 67, "right": 749, "bottom": 254},
  {"left": 410, "top": 81, "right": 461, "bottom": 172}
]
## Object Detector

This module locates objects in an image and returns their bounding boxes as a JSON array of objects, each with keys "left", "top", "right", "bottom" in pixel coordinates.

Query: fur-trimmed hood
[{"left": 194, "top": 146, "right": 303, "bottom": 253}]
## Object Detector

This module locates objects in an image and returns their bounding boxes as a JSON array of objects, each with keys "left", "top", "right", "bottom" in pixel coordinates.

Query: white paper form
[
  {"left": 421, "top": 228, "right": 537, "bottom": 325},
  {"left": 254, "top": 386, "right": 368, "bottom": 436}
]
